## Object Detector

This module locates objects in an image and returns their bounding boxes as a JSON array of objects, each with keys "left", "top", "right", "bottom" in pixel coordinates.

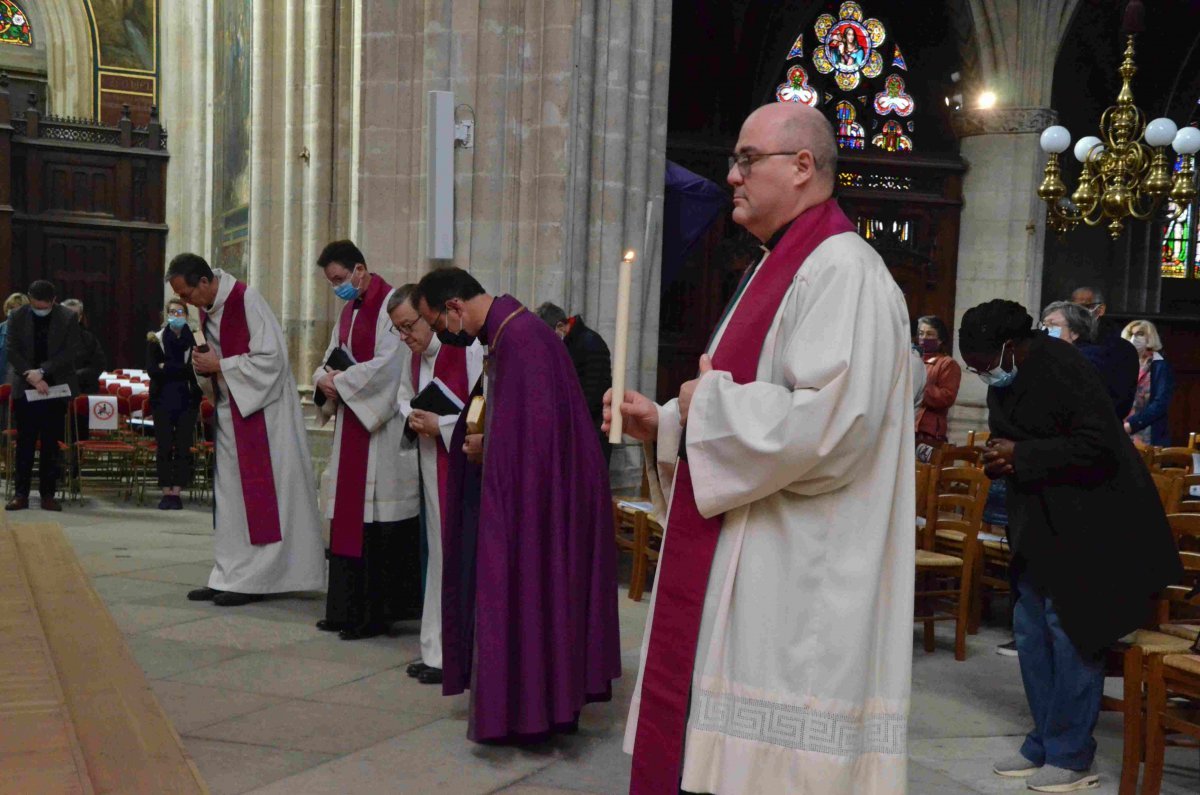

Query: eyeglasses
[
  {"left": 727, "top": 151, "right": 800, "bottom": 178},
  {"left": 390, "top": 316, "right": 426, "bottom": 338}
]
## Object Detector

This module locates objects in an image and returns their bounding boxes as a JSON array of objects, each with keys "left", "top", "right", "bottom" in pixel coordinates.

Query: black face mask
[
  {"left": 437, "top": 328, "right": 475, "bottom": 347},
  {"left": 436, "top": 310, "right": 475, "bottom": 347}
]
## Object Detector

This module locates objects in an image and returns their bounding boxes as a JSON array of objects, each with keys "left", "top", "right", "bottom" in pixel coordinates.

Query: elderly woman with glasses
[
  {"left": 1121, "top": 319, "right": 1176, "bottom": 446},
  {"left": 959, "top": 299, "right": 1180, "bottom": 793},
  {"left": 146, "top": 298, "right": 204, "bottom": 510}
]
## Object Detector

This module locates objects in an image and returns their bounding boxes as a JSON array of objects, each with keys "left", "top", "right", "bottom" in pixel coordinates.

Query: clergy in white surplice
[
  {"left": 610, "top": 103, "right": 915, "bottom": 794},
  {"left": 313, "top": 241, "right": 422, "bottom": 640},
  {"left": 387, "top": 290, "right": 483, "bottom": 685},
  {"left": 167, "top": 254, "right": 325, "bottom": 608}
]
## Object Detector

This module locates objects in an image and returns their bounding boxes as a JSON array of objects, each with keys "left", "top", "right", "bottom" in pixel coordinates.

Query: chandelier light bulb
[
  {"left": 1173, "top": 126, "right": 1200, "bottom": 155},
  {"left": 1040, "top": 126, "right": 1071, "bottom": 154},
  {"left": 978, "top": 91, "right": 997, "bottom": 109},
  {"left": 1073, "top": 136, "right": 1103, "bottom": 163},
  {"left": 1145, "top": 118, "right": 1178, "bottom": 147}
]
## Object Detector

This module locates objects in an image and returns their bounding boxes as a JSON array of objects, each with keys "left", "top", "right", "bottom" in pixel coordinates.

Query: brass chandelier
[{"left": 1036, "top": 3, "right": 1199, "bottom": 238}]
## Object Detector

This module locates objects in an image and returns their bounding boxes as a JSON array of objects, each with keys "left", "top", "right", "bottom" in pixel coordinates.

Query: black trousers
[
  {"left": 154, "top": 404, "right": 197, "bottom": 488},
  {"left": 325, "top": 518, "right": 423, "bottom": 629},
  {"left": 13, "top": 397, "right": 68, "bottom": 498}
]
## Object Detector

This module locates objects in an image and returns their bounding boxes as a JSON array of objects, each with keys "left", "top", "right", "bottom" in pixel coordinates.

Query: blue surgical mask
[
  {"left": 32, "top": 307, "right": 51, "bottom": 318},
  {"left": 1044, "top": 325, "right": 1063, "bottom": 340},
  {"left": 976, "top": 342, "right": 1017, "bottom": 388},
  {"left": 168, "top": 316, "right": 188, "bottom": 330},
  {"left": 333, "top": 268, "right": 362, "bottom": 301}
]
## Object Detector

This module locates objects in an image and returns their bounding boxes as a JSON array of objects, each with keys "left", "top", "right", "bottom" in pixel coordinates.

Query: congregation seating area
[
  {"left": 612, "top": 433, "right": 1200, "bottom": 794},
  {"left": 0, "top": 370, "right": 216, "bottom": 507}
]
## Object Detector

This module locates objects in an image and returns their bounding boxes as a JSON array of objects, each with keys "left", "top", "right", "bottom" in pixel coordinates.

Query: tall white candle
[{"left": 609, "top": 249, "right": 636, "bottom": 443}]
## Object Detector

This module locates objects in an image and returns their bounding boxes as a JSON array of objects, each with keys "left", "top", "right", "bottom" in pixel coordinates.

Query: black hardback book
[{"left": 314, "top": 347, "right": 357, "bottom": 407}]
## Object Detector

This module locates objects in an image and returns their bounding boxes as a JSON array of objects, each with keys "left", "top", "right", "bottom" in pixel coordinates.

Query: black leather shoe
[
  {"left": 40, "top": 497, "right": 62, "bottom": 512},
  {"left": 213, "top": 591, "right": 263, "bottom": 607},
  {"left": 187, "top": 587, "right": 221, "bottom": 601},
  {"left": 417, "top": 667, "right": 443, "bottom": 685},
  {"left": 157, "top": 495, "right": 173, "bottom": 510},
  {"left": 406, "top": 661, "right": 431, "bottom": 678},
  {"left": 169, "top": 495, "right": 184, "bottom": 510},
  {"left": 338, "top": 623, "right": 388, "bottom": 641},
  {"left": 315, "top": 619, "right": 346, "bottom": 632},
  {"left": 5, "top": 495, "right": 28, "bottom": 511}
]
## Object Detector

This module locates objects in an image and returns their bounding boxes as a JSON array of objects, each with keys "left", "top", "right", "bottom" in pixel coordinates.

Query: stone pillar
[{"left": 947, "top": 0, "right": 1079, "bottom": 439}]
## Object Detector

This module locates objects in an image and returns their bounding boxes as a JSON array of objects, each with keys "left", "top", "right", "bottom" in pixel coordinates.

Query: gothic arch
[{"left": 23, "top": 0, "right": 94, "bottom": 117}]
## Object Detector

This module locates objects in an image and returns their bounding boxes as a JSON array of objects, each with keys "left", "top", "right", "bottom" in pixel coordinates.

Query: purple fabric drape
[{"left": 662, "top": 160, "right": 729, "bottom": 286}]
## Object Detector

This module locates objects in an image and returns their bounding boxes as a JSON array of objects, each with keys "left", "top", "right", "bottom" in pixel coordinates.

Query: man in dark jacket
[
  {"left": 536, "top": 302, "right": 612, "bottom": 465},
  {"left": 1070, "top": 286, "right": 1138, "bottom": 419},
  {"left": 5, "top": 280, "right": 81, "bottom": 511},
  {"left": 959, "top": 299, "right": 1181, "bottom": 793}
]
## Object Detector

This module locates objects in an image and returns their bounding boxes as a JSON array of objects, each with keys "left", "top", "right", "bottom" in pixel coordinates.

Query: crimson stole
[
  {"left": 629, "top": 198, "right": 855, "bottom": 794},
  {"left": 205, "top": 280, "right": 282, "bottom": 546},
  {"left": 329, "top": 274, "right": 392, "bottom": 558}
]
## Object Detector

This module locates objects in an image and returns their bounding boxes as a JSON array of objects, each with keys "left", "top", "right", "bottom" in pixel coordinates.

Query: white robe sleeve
[
  {"left": 312, "top": 326, "right": 340, "bottom": 425},
  {"left": 686, "top": 249, "right": 909, "bottom": 519},
  {"left": 333, "top": 307, "right": 407, "bottom": 434},
  {"left": 218, "top": 289, "right": 289, "bottom": 417}
]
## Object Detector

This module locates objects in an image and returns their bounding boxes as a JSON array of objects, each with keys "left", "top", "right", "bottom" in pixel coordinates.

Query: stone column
[{"left": 948, "top": 0, "right": 1079, "bottom": 438}]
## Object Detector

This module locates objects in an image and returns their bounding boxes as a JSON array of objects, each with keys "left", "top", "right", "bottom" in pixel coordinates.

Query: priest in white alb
[
  {"left": 388, "top": 286, "right": 483, "bottom": 685},
  {"left": 313, "top": 240, "right": 422, "bottom": 640},
  {"left": 167, "top": 253, "right": 325, "bottom": 607},
  {"left": 607, "top": 102, "right": 915, "bottom": 794}
]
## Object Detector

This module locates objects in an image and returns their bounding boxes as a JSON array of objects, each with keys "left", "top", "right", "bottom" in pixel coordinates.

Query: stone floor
[{"left": 11, "top": 495, "right": 1200, "bottom": 794}]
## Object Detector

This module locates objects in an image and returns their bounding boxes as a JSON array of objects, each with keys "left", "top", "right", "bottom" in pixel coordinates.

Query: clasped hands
[
  {"left": 602, "top": 354, "right": 713, "bottom": 442},
  {"left": 24, "top": 369, "right": 49, "bottom": 396},
  {"left": 982, "top": 438, "right": 1016, "bottom": 479},
  {"left": 193, "top": 347, "right": 221, "bottom": 375}
]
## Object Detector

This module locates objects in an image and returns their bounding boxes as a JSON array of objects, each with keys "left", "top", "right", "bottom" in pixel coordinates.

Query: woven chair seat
[
  {"left": 1120, "top": 629, "right": 1195, "bottom": 655},
  {"left": 77, "top": 441, "right": 136, "bottom": 454},
  {"left": 1159, "top": 624, "right": 1200, "bottom": 642},
  {"left": 936, "top": 528, "right": 966, "bottom": 544},
  {"left": 915, "top": 549, "right": 962, "bottom": 568},
  {"left": 1163, "top": 654, "right": 1200, "bottom": 676}
]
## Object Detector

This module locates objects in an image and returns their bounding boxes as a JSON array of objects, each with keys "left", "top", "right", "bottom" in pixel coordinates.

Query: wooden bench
[{"left": 0, "top": 518, "right": 208, "bottom": 794}]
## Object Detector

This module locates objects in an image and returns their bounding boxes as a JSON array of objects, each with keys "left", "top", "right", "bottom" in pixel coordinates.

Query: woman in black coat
[
  {"left": 147, "top": 298, "right": 203, "bottom": 510},
  {"left": 958, "top": 300, "right": 1180, "bottom": 792}
]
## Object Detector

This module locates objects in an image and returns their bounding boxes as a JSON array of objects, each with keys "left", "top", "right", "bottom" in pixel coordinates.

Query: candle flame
[{"left": 623, "top": 250, "right": 636, "bottom": 263}]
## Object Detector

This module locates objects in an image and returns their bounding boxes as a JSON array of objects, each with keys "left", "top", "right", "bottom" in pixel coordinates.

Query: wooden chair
[
  {"left": 1176, "top": 474, "right": 1200, "bottom": 514},
  {"left": 188, "top": 398, "right": 216, "bottom": 503},
  {"left": 1102, "top": 513, "right": 1200, "bottom": 794},
  {"left": 1142, "top": 653, "right": 1200, "bottom": 795},
  {"left": 1154, "top": 447, "right": 1194, "bottom": 475},
  {"left": 1188, "top": 432, "right": 1198, "bottom": 451},
  {"left": 938, "top": 444, "right": 984, "bottom": 468},
  {"left": 914, "top": 465, "right": 986, "bottom": 661},
  {"left": 1151, "top": 471, "right": 1183, "bottom": 514},
  {"left": 965, "top": 430, "right": 990, "bottom": 448},
  {"left": 71, "top": 395, "right": 137, "bottom": 500}
]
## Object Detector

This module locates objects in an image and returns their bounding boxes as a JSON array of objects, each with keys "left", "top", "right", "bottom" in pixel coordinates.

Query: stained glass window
[
  {"left": 775, "top": 1, "right": 915, "bottom": 152},
  {"left": 834, "top": 101, "right": 865, "bottom": 150},
  {"left": 0, "top": 0, "right": 31, "bottom": 46},
  {"left": 872, "top": 120, "right": 912, "bottom": 152},
  {"left": 1160, "top": 155, "right": 1199, "bottom": 279}
]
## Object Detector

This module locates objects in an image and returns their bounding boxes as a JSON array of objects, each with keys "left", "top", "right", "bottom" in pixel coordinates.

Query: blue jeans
[{"left": 1014, "top": 573, "right": 1105, "bottom": 771}]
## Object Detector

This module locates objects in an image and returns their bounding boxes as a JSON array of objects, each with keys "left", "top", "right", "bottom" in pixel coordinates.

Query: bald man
[{"left": 611, "top": 103, "right": 914, "bottom": 794}]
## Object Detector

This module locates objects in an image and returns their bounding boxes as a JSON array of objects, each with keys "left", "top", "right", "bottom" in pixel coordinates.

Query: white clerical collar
[{"left": 423, "top": 335, "right": 441, "bottom": 360}]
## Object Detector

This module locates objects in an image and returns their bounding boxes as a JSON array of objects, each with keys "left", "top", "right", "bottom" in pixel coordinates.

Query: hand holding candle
[{"left": 608, "top": 249, "right": 636, "bottom": 444}]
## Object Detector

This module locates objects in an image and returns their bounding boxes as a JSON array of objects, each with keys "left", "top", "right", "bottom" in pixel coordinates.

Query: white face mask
[
  {"left": 1130, "top": 334, "right": 1148, "bottom": 353},
  {"left": 32, "top": 307, "right": 51, "bottom": 318}
]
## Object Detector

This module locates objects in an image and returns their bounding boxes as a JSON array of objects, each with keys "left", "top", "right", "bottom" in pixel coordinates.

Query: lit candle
[{"left": 609, "top": 249, "right": 636, "bottom": 443}]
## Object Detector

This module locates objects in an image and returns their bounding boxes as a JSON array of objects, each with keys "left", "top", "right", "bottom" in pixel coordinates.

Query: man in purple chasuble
[{"left": 411, "top": 267, "right": 621, "bottom": 743}]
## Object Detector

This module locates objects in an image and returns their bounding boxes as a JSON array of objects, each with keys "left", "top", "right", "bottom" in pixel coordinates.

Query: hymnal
[{"left": 314, "top": 346, "right": 357, "bottom": 408}]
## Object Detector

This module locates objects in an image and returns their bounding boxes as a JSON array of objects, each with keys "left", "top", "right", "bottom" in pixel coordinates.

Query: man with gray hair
[
  {"left": 1069, "top": 286, "right": 1138, "bottom": 417},
  {"left": 610, "top": 101, "right": 913, "bottom": 794},
  {"left": 61, "top": 298, "right": 106, "bottom": 395}
]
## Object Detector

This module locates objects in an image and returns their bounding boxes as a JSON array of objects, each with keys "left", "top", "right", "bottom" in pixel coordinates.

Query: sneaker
[
  {"left": 994, "top": 753, "right": 1041, "bottom": 778},
  {"left": 1026, "top": 765, "right": 1099, "bottom": 792},
  {"left": 996, "top": 640, "right": 1019, "bottom": 657}
]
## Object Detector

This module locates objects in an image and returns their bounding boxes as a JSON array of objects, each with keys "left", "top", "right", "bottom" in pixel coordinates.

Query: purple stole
[
  {"left": 209, "top": 281, "right": 283, "bottom": 546},
  {"left": 410, "top": 344, "right": 469, "bottom": 525},
  {"left": 329, "top": 275, "right": 392, "bottom": 559},
  {"left": 629, "top": 198, "right": 855, "bottom": 794}
]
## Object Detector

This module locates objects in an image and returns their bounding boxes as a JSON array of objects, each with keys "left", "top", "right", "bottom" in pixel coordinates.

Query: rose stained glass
[{"left": 0, "top": 0, "right": 31, "bottom": 46}]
